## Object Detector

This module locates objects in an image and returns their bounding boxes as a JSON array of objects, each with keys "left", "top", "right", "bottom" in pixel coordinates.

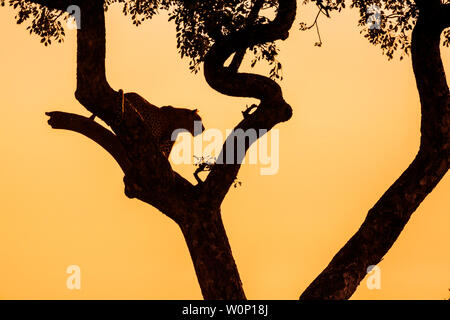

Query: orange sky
[{"left": 0, "top": 4, "right": 449, "bottom": 299}]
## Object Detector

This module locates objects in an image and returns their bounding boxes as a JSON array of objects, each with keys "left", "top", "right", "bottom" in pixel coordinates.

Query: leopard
[{"left": 124, "top": 92, "right": 205, "bottom": 158}]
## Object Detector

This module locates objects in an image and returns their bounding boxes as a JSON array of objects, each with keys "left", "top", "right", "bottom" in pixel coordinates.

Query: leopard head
[{"left": 161, "top": 106, "right": 205, "bottom": 137}]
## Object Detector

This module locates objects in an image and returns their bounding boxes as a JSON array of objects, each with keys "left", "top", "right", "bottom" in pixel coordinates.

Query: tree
[
  {"left": 299, "top": 0, "right": 449, "bottom": 299},
  {"left": 2, "top": 0, "right": 296, "bottom": 299},
  {"left": 3, "top": 0, "right": 447, "bottom": 300}
]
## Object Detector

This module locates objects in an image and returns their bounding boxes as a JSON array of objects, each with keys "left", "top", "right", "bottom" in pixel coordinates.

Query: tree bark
[
  {"left": 180, "top": 207, "right": 246, "bottom": 299},
  {"left": 300, "top": 2, "right": 449, "bottom": 300}
]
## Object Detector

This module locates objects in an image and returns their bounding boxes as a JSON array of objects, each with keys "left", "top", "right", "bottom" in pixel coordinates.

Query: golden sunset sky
[{"left": 0, "top": 3, "right": 449, "bottom": 299}]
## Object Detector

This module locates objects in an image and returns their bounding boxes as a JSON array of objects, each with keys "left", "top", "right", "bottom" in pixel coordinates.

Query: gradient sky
[{"left": 0, "top": 3, "right": 449, "bottom": 299}]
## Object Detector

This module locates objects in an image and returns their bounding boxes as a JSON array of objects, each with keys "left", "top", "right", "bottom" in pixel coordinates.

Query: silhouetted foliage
[
  {"left": 3, "top": 0, "right": 285, "bottom": 79},
  {"left": 303, "top": 0, "right": 450, "bottom": 59}
]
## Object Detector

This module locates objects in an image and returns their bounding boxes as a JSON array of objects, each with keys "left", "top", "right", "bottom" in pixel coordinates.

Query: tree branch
[
  {"left": 228, "top": 50, "right": 247, "bottom": 74},
  {"left": 300, "top": 6, "right": 449, "bottom": 300},
  {"left": 39, "top": 0, "right": 246, "bottom": 300},
  {"left": 35, "top": 0, "right": 195, "bottom": 222},
  {"left": 46, "top": 111, "right": 132, "bottom": 174},
  {"left": 441, "top": 3, "right": 450, "bottom": 28},
  {"left": 228, "top": 0, "right": 265, "bottom": 73},
  {"left": 415, "top": 0, "right": 450, "bottom": 29},
  {"left": 24, "top": 0, "right": 76, "bottom": 11},
  {"left": 200, "top": 0, "right": 297, "bottom": 206}
]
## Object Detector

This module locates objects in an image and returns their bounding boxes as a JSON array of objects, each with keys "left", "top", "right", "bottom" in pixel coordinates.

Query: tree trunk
[
  {"left": 300, "top": 5, "right": 449, "bottom": 300},
  {"left": 180, "top": 208, "right": 246, "bottom": 300}
]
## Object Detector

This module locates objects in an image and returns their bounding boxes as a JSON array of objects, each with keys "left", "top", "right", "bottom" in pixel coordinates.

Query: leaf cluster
[
  {"left": 304, "top": 0, "right": 449, "bottom": 60},
  {"left": 169, "top": 0, "right": 283, "bottom": 79}
]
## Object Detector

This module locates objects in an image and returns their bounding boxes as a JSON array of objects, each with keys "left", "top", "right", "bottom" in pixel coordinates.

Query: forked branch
[{"left": 200, "top": 0, "right": 297, "bottom": 206}]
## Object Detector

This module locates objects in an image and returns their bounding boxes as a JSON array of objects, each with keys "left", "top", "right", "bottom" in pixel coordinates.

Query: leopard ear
[{"left": 191, "top": 109, "right": 198, "bottom": 114}]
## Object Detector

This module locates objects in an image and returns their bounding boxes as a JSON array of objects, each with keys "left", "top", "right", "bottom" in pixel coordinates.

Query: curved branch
[
  {"left": 201, "top": 0, "right": 297, "bottom": 206},
  {"left": 37, "top": 0, "right": 246, "bottom": 301},
  {"left": 46, "top": 111, "right": 132, "bottom": 174},
  {"left": 228, "top": 50, "right": 247, "bottom": 73},
  {"left": 75, "top": 0, "right": 114, "bottom": 105},
  {"left": 300, "top": 5, "right": 449, "bottom": 300},
  {"left": 167, "top": 0, "right": 298, "bottom": 300},
  {"left": 72, "top": 0, "right": 177, "bottom": 196},
  {"left": 35, "top": 1, "right": 196, "bottom": 222},
  {"left": 443, "top": 4, "right": 450, "bottom": 28}
]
